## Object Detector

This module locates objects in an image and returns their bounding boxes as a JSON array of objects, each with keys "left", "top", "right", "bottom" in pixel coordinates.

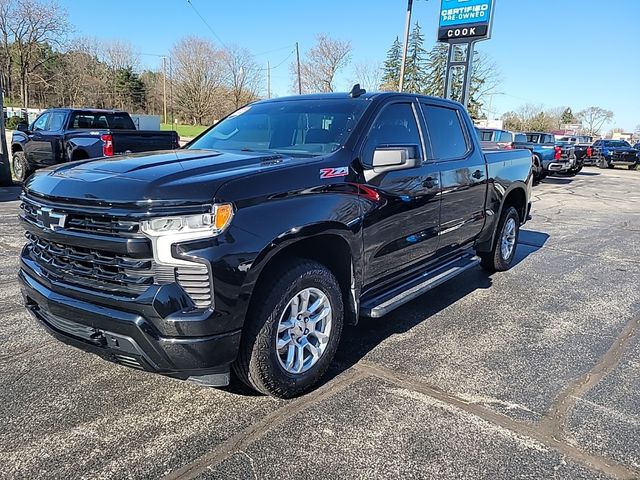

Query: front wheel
[
  {"left": 233, "top": 259, "right": 344, "bottom": 398},
  {"left": 479, "top": 206, "right": 520, "bottom": 272},
  {"left": 629, "top": 163, "right": 638, "bottom": 170}
]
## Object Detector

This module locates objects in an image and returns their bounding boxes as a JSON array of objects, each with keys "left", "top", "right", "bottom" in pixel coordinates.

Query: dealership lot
[{"left": 1, "top": 168, "right": 639, "bottom": 480}]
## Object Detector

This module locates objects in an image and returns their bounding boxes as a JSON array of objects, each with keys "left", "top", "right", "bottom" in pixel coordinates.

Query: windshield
[
  {"left": 188, "top": 99, "right": 369, "bottom": 156},
  {"left": 603, "top": 140, "right": 631, "bottom": 148}
]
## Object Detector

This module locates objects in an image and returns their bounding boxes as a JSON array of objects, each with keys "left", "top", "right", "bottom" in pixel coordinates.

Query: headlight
[
  {"left": 141, "top": 203, "right": 234, "bottom": 268},
  {"left": 141, "top": 204, "right": 234, "bottom": 237}
]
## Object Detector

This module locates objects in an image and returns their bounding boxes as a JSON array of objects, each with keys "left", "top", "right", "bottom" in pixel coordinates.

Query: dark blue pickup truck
[
  {"left": 11, "top": 108, "right": 179, "bottom": 182},
  {"left": 589, "top": 140, "right": 639, "bottom": 170}
]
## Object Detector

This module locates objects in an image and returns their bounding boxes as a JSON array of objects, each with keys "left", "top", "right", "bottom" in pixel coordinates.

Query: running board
[{"left": 360, "top": 253, "right": 481, "bottom": 318}]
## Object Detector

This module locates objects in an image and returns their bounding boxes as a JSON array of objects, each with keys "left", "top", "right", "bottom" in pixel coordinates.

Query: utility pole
[
  {"left": 267, "top": 61, "right": 271, "bottom": 99},
  {"left": 398, "top": 0, "right": 414, "bottom": 92},
  {"left": 295, "top": 42, "right": 302, "bottom": 94},
  {"left": 162, "top": 56, "right": 168, "bottom": 125},
  {"left": 168, "top": 56, "right": 174, "bottom": 128}
]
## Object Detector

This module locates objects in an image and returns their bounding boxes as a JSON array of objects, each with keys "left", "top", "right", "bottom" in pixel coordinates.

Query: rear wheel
[
  {"left": 628, "top": 163, "right": 638, "bottom": 170},
  {"left": 479, "top": 206, "right": 520, "bottom": 272},
  {"left": 11, "top": 151, "right": 32, "bottom": 183},
  {"left": 597, "top": 155, "right": 609, "bottom": 169},
  {"left": 233, "top": 259, "right": 344, "bottom": 398},
  {"left": 532, "top": 154, "right": 543, "bottom": 181}
]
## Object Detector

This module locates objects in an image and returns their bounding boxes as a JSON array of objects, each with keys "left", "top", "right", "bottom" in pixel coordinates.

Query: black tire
[
  {"left": 11, "top": 151, "right": 32, "bottom": 183},
  {"left": 596, "top": 155, "right": 609, "bottom": 169},
  {"left": 479, "top": 206, "right": 520, "bottom": 272},
  {"left": 628, "top": 163, "right": 637, "bottom": 170},
  {"left": 233, "top": 259, "right": 344, "bottom": 398},
  {"left": 532, "top": 154, "right": 542, "bottom": 181}
]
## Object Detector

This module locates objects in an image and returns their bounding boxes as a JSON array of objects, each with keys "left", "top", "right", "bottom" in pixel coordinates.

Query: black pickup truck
[
  {"left": 18, "top": 90, "right": 532, "bottom": 398},
  {"left": 11, "top": 108, "right": 179, "bottom": 182}
]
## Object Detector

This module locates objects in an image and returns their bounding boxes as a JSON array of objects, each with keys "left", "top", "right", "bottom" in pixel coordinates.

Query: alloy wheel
[{"left": 275, "top": 287, "right": 332, "bottom": 374}]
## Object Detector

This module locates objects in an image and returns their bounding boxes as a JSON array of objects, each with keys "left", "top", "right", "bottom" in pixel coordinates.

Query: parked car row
[
  {"left": 476, "top": 127, "right": 640, "bottom": 180},
  {"left": 476, "top": 128, "right": 579, "bottom": 181}
]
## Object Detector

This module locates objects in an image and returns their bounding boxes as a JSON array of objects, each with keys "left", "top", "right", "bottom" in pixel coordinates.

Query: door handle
[
  {"left": 423, "top": 176, "right": 439, "bottom": 189},
  {"left": 472, "top": 169, "right": 484, "bottom": 180}
]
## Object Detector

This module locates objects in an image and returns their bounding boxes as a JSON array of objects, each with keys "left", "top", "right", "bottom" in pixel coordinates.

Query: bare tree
[
  {"left": 502, "top": 104, "right": 557, "bottom": 132},
  {"left": 101, "top": 40, "right": 139, "bottom": 71},
  {"left": 0, "top": 0, "right": 69, "bottom": 107},
  {"left": 577, "top": 106, "right": 614, "bottom": 136},
  {"left": 293, "top": 34, "right": 351, "bottom": 93},
  {"left": 222, "top": 44, "right": 262, "bottom": 109},
  {"left": 171, "top": 36, "right": 226, "bottom": 125},
  {"left": 351, "top": 61, "right": 382, "bottom": 92}
]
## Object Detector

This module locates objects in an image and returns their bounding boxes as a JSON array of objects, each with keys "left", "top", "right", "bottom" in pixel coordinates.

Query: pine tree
[
  {"left": 403, "top": 22, "right": 428, "bottom": 93},
  {"left": 380, "top": 37, "right": 402, "bottom": 91},
  {"left": 423, "top": 43, "right": 449, "bottom": 97},
  {"left": 561, "top": 107, "right": 575, "bottom": 125}
]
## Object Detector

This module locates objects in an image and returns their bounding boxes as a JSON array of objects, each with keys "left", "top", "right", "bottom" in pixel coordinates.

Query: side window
[
  {"left": 32, "top": 113, "right": 50, "bottom": 131},
  {"left": 363, "top": 103, "right": 421, "bottom": 164},
  {"left": 48, "top": 112, "right": 66, "bottom": 131},
  {"left": 422, "top": 104, "right": 469, "bottom": 161}
]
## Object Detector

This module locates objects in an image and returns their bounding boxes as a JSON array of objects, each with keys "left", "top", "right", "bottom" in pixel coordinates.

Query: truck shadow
[
  {"left": 542, "top": 177, "right": 574, "bottom": 185},
  {"left": 328, "top": 228, "right": 550, "bottom": 384},
  {"left": 0, "top": 186, "right": 20, "bottom": 202}
]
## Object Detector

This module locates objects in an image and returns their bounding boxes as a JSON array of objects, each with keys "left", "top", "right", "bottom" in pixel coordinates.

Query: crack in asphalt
[
  {"left": 355, "top": 361, "right": 640, "bottom": 480},
  {"left": 540, "top": 313, "right": 640, "bottom": 443},
  {"left": 161, "top": 368, "right": 367, "bottom": 480}
]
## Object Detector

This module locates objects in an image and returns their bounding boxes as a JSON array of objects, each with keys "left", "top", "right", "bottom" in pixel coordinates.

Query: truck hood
[{"left": 24, "top": 149, "right": 297, "bottom": 208}]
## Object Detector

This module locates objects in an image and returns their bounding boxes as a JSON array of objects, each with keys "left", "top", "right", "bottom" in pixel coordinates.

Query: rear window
[
  {"left": 497, "top": 131, "right": 513, "bottom": 142},
  {"left": 69, "top": 112, "right": 135, "bottom": 130},
  {"left": 526, "top": 134, "right": 541, "bottom": 143},
  {"left": 477, "top": 129, "right": 494, "bottom": 142}
]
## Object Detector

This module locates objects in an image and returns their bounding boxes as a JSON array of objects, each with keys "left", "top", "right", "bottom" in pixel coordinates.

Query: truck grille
[
  {"left": 25, "top": 232, "right": 155, "bottom": 295},
  {"left": 21, "top": 197, "right": 139, "bottom": 236}
]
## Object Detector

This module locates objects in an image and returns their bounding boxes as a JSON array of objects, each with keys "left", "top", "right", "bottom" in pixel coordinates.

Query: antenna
[{"left": 350, "top": 84, "right": 366, "bottom": 98}]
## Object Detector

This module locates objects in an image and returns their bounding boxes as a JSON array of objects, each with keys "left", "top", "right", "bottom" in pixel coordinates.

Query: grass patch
[{"left": 161, "top": 123, "right": 208, "bottom": 139}]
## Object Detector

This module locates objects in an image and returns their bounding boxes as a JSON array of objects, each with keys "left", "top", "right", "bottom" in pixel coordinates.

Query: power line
[{"left": 185, "top": 0, "right": 228, "bottom": 49}]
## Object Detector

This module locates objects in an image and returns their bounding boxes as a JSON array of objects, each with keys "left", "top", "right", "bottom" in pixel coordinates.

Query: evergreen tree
[
  {"left": 380, "top": 36, "right": 402, "bottom": 91},
  {"left": 403, "top": 22, "right": 428, "bottom": 93},
  {"left": 115, "top": 67, "right": 147, "bottom": 112},
  {"left": 561, "top": 107, "right": 576, "bottom": 125},
  {"left": 423, "top": 43, "right": 449, "bottom": 97}
]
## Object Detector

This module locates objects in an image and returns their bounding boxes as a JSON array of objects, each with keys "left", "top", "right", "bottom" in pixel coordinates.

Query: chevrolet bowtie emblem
[{"left": 36, "top": 207, "right": 67, "bottom": 231}]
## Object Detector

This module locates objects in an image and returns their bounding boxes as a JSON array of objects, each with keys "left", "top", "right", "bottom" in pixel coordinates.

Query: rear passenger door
[{"left": 420, "top": 101, "right": 487, "bottom": 255}]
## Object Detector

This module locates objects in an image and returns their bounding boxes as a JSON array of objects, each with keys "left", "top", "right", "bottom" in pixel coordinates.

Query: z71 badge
[{"left": 319, "top": 167, "right": 349, "bottom": 179}]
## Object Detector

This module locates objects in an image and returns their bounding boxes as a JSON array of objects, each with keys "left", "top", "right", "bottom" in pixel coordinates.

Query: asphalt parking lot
[{"left": 1, "top": 167, "right": 639, "bottom": 480}]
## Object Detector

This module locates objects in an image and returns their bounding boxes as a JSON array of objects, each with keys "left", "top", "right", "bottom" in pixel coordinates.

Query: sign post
[{"left": 437, "top": 0, "right": 495, "bottom": 108}]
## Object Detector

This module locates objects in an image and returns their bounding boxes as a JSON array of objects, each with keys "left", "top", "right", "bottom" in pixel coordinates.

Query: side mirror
[
  {"left": 16, "top": 122, "right": 29, "bottom": 133},
  {"left": 371, "top": 146, "right": 417, "bottom": 169}
]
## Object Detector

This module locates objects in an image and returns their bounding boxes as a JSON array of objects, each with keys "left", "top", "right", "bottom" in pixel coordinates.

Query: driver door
[
  {"left": 360, "top": 99, "right": 442, "bottom": 289},
  {"left": 24, "top": 112, "right": 51, "bottom": 167}
]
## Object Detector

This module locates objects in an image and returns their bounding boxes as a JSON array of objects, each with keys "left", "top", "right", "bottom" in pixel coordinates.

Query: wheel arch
[{"left": 245, "top": 227, "right": 360, "bottom": 327}]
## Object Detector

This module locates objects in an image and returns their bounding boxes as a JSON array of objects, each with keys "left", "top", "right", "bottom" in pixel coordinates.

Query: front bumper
[{"left": 19, "top": 265, "right": 241, "bottom": 386}]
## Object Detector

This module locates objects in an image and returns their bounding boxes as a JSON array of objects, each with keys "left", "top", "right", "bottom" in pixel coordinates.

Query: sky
[{"left": 59, "top": 0, "right": 639, "bottom": 131}]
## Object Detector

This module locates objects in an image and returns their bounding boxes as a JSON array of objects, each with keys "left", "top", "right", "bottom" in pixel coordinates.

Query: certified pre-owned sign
[{"left": 438, "top": 0, "right": 494, "bottom": 42}]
